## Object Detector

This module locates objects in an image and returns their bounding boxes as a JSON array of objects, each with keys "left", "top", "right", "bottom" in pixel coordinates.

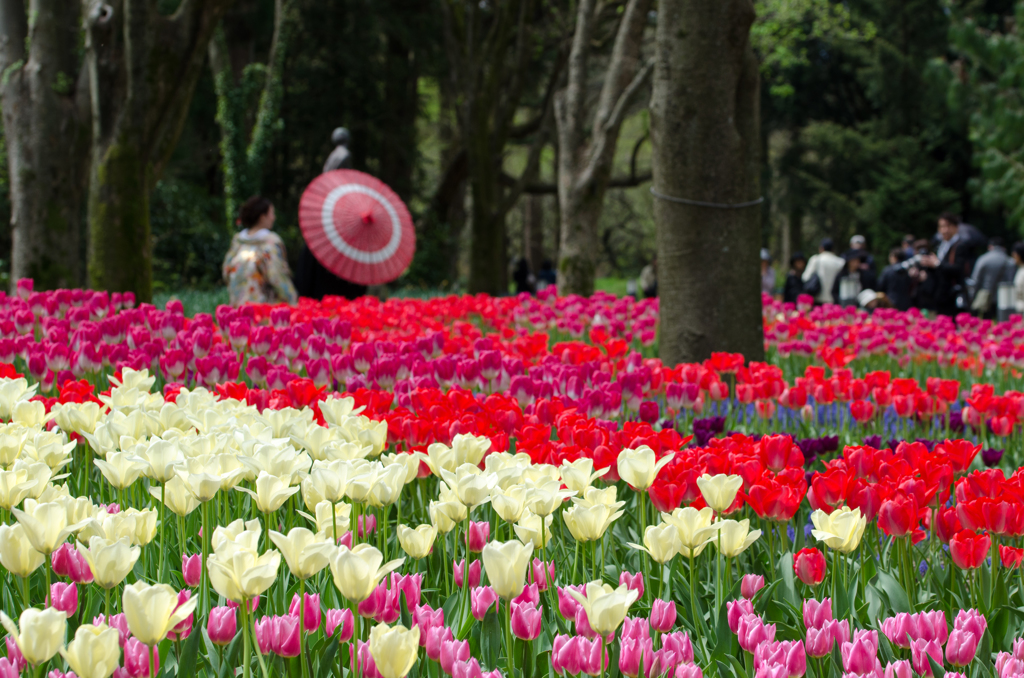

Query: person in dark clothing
[
  {"left": 831, "top": 252, "right": 878, "bottom": 306},
  {"left": 294, "top": 127, "right": 370, "bottom": 300},
  {"left": 294, "top": 247, "right": 368, "bottom": 300},
  {"left": 878, "top": 248, "right": 913, "bottom": 311},
  {"left": 842, "top": 235, "right": 876, "bottom": 275},
  {"left": 782, "top": 252, "right": 807, "bottom": 303},
  {"left": 537, "top": 259, "right": 557, "bottom": 287},
  {"left": 920, "top": 215, "right": 973, "bottom": 316},
  {"left": 937, "top": 211, "right": 986, "bottom": 275},
  {"left": 513, "top": 258, "right": 536, "bottom": 294}
]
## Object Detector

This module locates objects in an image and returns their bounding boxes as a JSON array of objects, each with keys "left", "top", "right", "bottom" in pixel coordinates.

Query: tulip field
[{"left": 4, "top": 283, "right": 1024, "bottom": 678}]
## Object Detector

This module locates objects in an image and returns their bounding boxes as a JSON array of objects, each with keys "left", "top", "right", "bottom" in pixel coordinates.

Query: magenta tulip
[
  {"left": 207, "top": 607, "right": 237, "bottom": 646},
  {"left": 511, "top": 602, "right": 542, "bottom": 641}
]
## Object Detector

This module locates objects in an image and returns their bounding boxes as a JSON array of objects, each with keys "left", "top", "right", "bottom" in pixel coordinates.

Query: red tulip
[
  {"left": 850, "top": 399, "right": 876, "bottom": 423},
  {"left": 793, "top": 548, "right": 827, "bottom": 586},
  {"left": 949, "top": 529, "right": 991, "bottom": 570},
  {"left": 1000, "top": 545, "right": 1024, "bottom": 569},
  {"left": 877, "top": 493, "right": 918, "bottom": 537}
]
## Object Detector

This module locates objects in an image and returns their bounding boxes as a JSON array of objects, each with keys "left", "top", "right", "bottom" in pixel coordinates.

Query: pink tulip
[
  {"left": 512, "top": 583, "right": 540, "bottom": 607},
  {"left": 945, "top": 629, "right": 978, "bottom": 667},
  {"left": 466, "top": 521, "right": 490, "bottom": 552},
  {"left": 51, "top": 544, "right": 92, "bottom": 584},
  {"left": 354, "top": 640, "right": 382, "bottom": 678},
  {"left": 453, "top": 559, "right": 481, "bottom": 589},
  {"left": 755, "top": 664, "right": 789, "bottom": 678},
  {"left": 399, "top": 573, "right": 423, "bottom": 610},
  {"left": 841, "top": 635, "right": 881, "bottom": 677},
  {"left": 727, "top": 599, "right": 755, "bottom": 633},
  {"left": 482, "top": 671, "right": 503, "bottom": 678},
  {"left": 274, "top": 615, "right": 301, "bottom": 657},
  {"left": 511, "top": 602, "right": 542, "bottom": 641},
  {"left": 254, "top": 617, "right": 274, "bottom": 654},
  {"left": 412, "top": 604, "right": 444, "bottom": 645},
  {"left": 675, "top": 664, "right": 703, "bottom": 678},
  {"left": 325, "top": 608, "right": 355, "bottom": 641},
  {"left": 169, "top": 590, "right": 193, "bottom": 640},
  {"left": 622, "top": 617, "right": 650, "bottom": 642},
  {"left": 651, "top": 599, "right": 677, "bottom": 633},
  {"left": 1014, "top": 639, "right": 1024, "bottom": 662},
  {"left": 93, "top": 614, "right": 130, "bottom": 647},
  {"left": 832, "top": 620, "right": 852, "bottom": 646},
  {"left": 358, "top": 584, "right": 387, "bottom": 619},
  {"left": 737, "top": 614, "right": 776, "bottom": 653},
  {"left": 358, "top": 514, "right": 376, "bottom": 537},
  {"left": 426, "top": 626, "right": 454, "bottom": 662},
  {"left": 806, "top": 626, "right": 835, "bottom": 659},
  {"left": 911, "top": 639, "right": 944, "bottom": 677},
  {"left": 558, "top": 585, "right": 583, "bottom": 619},
  {"left": 181, "top": 554, "right": 202, "bottom": 588},
  {"left": 552, "top": 635, "right": 582, "bottom": 676},
  {"left": 881, "top": 614, "right": 917, "bottom": 650},
  {"left": 954, "top": 609, "right": 987, "bottom": 639},
  {"left": 884, "top": 660, "right": 912, "bottom": 678},
  {"left": 440, "top": 638, "right": 471, "bottom": 675},
  {"left": 945, "top": 673, "right": 968, "bottom": 678},
  {"left": 4, "top": 636, "right": 24, "bottom": 671},
  {"left": 124, "top": 638, "right": 159, "bottom": 678},
  {"left": 50, "top": 582, "right": 77, "bottom": 617},
  {"left": 0, "top": 658, "right": 17, "bottom": 678},
  {"left": 916, "top": 611, "right": 948, "bottom": 645},
  {"left": 471, "top": 586, "right": 500, "bottom": 621},
  {"left": 662, "top": 632, "right": 694, "bottom": 663},
  {"left": 46, "top": 671, "right": 76, "bottom": 678},
  {"left": 650, "top": 647, "right": 681, "bottom": 678},
  {"left": 741, "top": 574, "right": 766, "bottom": 600},
  {"left": 575, "top": 607, "right": 603, "bottom": 641},
  {"left": 289, "top": 593, "right": 322, "bottom": 633},
  {"left": 754, "top": 640, "right": 806, "bottom": 678},
  {"left": 207, "top": 607, "right": 237, "bottom": 646},
  {"left": 453, "top": 659, "right": 484, "bottom": 678},
  {"left": 802, "top": 598, "right": 833, "bottom": 630},
  {"left": 530, "top": 559, "right": 555, "bottom": 591},
  {"left": 579, "top": 636, "right": 606, "bottom": 676},
  {"left": 619, "top": 571, "right": 644, "bottom": 599},
  {"left": 619, "top": 636, "right": 654, "bottom": 678}
]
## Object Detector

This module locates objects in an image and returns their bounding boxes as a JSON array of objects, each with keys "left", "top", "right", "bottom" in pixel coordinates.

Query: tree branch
[{"left": 516, "top": 170, "right": 651, "bottom": 194}]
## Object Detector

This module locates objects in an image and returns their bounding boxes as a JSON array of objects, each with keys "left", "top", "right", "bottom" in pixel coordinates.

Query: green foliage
[
  {"left": 150, "top": 178, "right": 229, "bottom": 292},
  {"left": 947, "top": 2, "right": 1024, "bottom": 234},
  {"left": 753, "top": 0, "right": 876, "bottom": 97}
]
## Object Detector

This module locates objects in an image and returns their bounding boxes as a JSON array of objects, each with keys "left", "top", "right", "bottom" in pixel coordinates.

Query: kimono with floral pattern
[{"left": 222, "top": 229, "right": 298, "bottom": 306}]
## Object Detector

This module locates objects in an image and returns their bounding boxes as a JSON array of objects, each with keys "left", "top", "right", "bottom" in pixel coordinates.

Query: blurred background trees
[{"left": 0, "top": 0, "right": 1018, "bottom": 299}]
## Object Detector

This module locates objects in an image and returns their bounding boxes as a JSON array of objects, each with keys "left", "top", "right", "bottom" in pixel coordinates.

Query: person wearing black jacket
[
  {"left": 920, "top": 216, "right": 973, "bottom": 316},
  {"left": 831, "top": 252, "right": 878, "bottom": 305},
  {"left": 782, "top": 252, "right": 807, "bottom": 303},
  {"left": 878, "top": 249, "right": 913, "bottom": 311}
]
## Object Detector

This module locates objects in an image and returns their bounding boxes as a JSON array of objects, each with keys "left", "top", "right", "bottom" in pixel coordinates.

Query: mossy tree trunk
[
  {"left": 210, "top": 0, "right": 294, "bottom": 230},
  {"left": 85, "top": 0, "right": 232, "bottom": 300},
  {"left": 0, "top": 0, "right": 90, "bottom": 290},
  {"left": 555, "top": 0, "right": 651, "bottom": 297},
  {"left": 651, "top": 0, "right": 765, "bottom": 364},
  {"left": 439, "top": 0, "right": 556, "bottom": 295}
]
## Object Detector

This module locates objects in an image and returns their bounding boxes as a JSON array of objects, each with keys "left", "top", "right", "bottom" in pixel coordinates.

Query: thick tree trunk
[
  {"left": 522, "top": 194, "right": 544, "bottom": 272},
  {"left": 651, "top": 0, "right": 764, "bottom": 365},
  {"left": 85, "top": 0, "right": 231, "bottom": 299},
  {"left": 0, "top": 0, "right": 90, "bottom": 290},
  {"left": 555, "top": 0, "right": 651, "bottom": 297}
]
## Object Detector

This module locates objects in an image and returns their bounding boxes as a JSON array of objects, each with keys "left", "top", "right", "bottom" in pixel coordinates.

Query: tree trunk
[
  {"left": 85, "top": 0, "right": 232, "bottom": 299},
  {"left": 555, "top": 0, "right": 651, "bottom": 297},
  {"left": 210, "top": 0, "right": 293, "bottom": 230},
  {"left": 651, "top": 0, "right": 764, "bottom": 365},
  {"left": 522, "top": 194, "right": 544, "bottom": 272},
  {"left": 0, "top": 0, "right": 90, "bottom": 290}
]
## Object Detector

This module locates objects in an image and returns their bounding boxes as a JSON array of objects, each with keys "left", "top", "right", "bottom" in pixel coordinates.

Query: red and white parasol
[{"left": 298, "top": 169, "right": 416, "bottom": 286}]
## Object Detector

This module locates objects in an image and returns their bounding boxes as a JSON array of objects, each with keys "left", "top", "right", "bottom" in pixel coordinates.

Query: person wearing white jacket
[{"left": 802, "top": 238, "right": 847, "bottom": 305}]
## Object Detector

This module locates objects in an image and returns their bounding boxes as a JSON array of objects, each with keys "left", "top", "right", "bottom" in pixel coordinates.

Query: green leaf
[
  {"left": 217, "top": 631, "right": 243, "bottom": 678},
  {"left": 874, "top": 570, "right": 911, "bottom": 614},
  {"left": 928, "top": 654, "right": 946, "bottom": 678},
  {"left": 175, "top": 624, "right": 204, "bottom": 676},
  {"left": 318, "top": 636, "right": 340, "bottom": 678},
  {"left": 482, "top": 609, "right": 502, "bottom": 670}
]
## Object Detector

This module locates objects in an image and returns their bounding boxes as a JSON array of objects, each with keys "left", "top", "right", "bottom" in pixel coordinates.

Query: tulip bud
[
  {"left": 510, "top": 602, "right": 542, "bottom": 641},
  {"left": 471, "top": 587, "right": 499, "bottom": 621},
  {"left": 181, "top": 554, "right": 202, "bottom": 588},
  {"left": 453, "top": 559, "right": 481, "bottom": 589},
  {"left": 741, "top": 574, "right": 765, "bottom": 599},
  {"left": 207, "top": 607, "right": 237, "bottom": 646},
  {"left": 794, "top": 548, "right": 827, "bottom": 586},
  {"left": 650, "top": 599, "right": 677, "bottom": 633},
  {"left": 619, "top": 571, "right": 644, "bottom": 599},
  {"left": 326, "top": 608, "right": 355, "bottom": 641},
  {"left": 49, "top": 582, "right": 78, "bottom": 617},
  {"left": 289, "top": 593, "right": 322, "bottom": 633},
  {"left": 466, "top": 522, "right": 490, "bottom": 553},
  {"left": 274, "top": 615, "right": 301, "bottom": 657}
]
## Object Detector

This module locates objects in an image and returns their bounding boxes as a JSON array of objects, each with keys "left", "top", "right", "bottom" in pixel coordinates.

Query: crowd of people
[{"left": 773, "top": 212, "right": 1024, "bottom": 318}]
